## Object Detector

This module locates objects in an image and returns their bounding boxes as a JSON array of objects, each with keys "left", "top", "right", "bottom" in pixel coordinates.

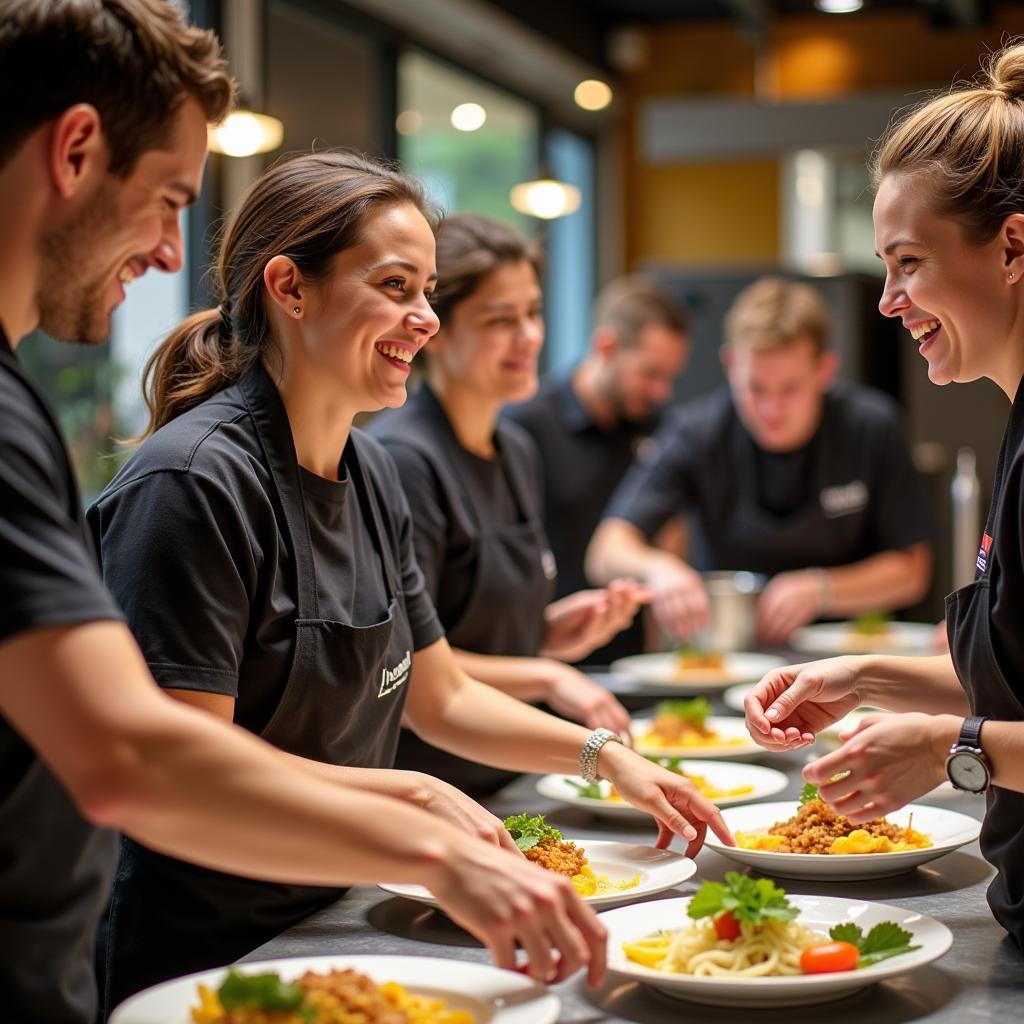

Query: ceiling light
[
  {"left": 451, "top": 103, "right": 487, "bottom": 131},
  {"left": 208, "top": 109, "right": 284, "bottom": 157},
  {"left": 574, "top": 79, "right": 613, "bottom": 111},
  {"left": 815, "top": 0, "right": 863, "bottom": 12},
  {"left": 510, "top": 179, "right": 582, "bottom": 220},
  {"left": 395, "top": 110, "right": 423, "bottom": 135}
]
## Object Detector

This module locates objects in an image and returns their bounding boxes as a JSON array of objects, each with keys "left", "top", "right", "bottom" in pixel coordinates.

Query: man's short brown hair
[
  {"left": 593, "top": 275, "right": 690, "bottom": 349},
  {"left": 724, "top": 276, "right": 830, "bottom": 356},
  {"left": 0, "top": 0, "right": 233, "bottom": 174}
]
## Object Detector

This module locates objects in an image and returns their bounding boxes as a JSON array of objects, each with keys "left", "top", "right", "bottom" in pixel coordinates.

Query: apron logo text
[
  {"left": 820, "top": 480, "right": 869, "bottom": 519},
  {"left": 379, "top": 649, "right": 412, "bottom": 698},
  {"left": 977, "top": 533, "right": 994, "bottom": 574}
]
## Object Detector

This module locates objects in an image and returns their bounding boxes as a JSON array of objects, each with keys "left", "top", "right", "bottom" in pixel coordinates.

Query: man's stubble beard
[{"left": 36, "top": 180, "right": 121, "bottom": 346}]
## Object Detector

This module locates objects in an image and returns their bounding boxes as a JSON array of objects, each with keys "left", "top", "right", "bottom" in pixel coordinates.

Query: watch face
[{"left": 949, "top": 751, "right": 989, "bottom": 792}]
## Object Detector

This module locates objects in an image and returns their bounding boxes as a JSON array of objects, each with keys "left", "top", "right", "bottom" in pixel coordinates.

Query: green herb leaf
[
  {"left": 687, "top": 872, "right": 797, "bottom": 926},
  {"left": 502, "top": 813, "right": 562, "bottom": 853},
  {"left": 828, "top": 921, "right": 920, "bottom": 968},
  {"left": 218, "top": 969, "right": 307, "bottom": 1012},
  {"left": 655, "top": 697, "right": 712, "bottom": 727},
  {"left": 858, "top": 921, "right": 915, "bottom": 956},
  {"left": 799, "top": 782, "right": 820, "bottom": 806},
  {"left": 857, "top": 945, "right": 921, "bottom": 968},
  {"left": 828, "top": 923, "right": 864, "bottom": 947},
  {"left": 565, "top": 778, "right": 604, "bottom": 800}
]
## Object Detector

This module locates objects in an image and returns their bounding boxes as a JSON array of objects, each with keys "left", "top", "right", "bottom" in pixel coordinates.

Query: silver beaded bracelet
[{"left": 579, "top": 727, "right": 624, "bottom": 783}]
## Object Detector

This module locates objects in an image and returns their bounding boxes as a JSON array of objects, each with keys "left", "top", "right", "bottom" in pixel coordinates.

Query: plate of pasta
[
  {"left": 604, "top": 876, "right": 952, "bottom": 1007},
  {"left": 379, "top": 815, "right": 695, "bottom": 909},
  {"left": 610, "top": 651, "right": 786, "bottom": 693},
  {"left": 535, "top": 761, "right": 788, "bottom": 820},
  {"left": 790, "top": 618, "right": 938, "bottom": 656},
  {"left": 631, "top": 700, "right": 761, "bottom": 759},
  {"left": 108, "top": 954, "right": 559, "bottom": 1023},
  {"left": 704, "top": 790, "right": 981, "bottom": 879}
]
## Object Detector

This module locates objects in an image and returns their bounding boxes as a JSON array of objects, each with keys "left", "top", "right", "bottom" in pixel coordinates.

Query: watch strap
[{"left": 957, "top": 715, "right": 988, "bottom": 749}]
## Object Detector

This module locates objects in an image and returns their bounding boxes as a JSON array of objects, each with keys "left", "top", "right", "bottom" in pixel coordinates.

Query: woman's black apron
[
  {"left": 947, "top": 416, "right": 1024, "bottom": 951},
  {"left": 393, "top": 392, "right": 556, "bottom": 797},
  {"left": 101, "top": 365, "right": 415, "bottom": 1014}
]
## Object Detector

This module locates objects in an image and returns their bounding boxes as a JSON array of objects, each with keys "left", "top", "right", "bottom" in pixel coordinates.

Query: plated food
[
  {"left": 632, "top": 709, "right": 760, "bottom": 760},
  {"left": 735, "top": 784, "right": 932, "bottom": 855},
  {"left": 378, "top": 828, "right": 695, "bottom": 910},
  {"left": 108, "top": 956, "right": 559, "bottom": 1024},
  {"left": 603, "top": 886, "right": 953, "bottom": 1007},
  {"left": 192, "top": 965, "right": 473, "bottom": 1023},
  {"left": 609, "top": 651, "right": 786, "bottom": 694},
  {"left": 534, "top": 761, "right": 789, "bottom": 821},
  {"left": 790, "top": 619, "right": 937, "bottom": 657},
  {"left": 705, "top": 799, "right": 981, "bottom": 879}
]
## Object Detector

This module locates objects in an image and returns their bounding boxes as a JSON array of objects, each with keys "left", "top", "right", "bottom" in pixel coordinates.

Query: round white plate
[
  {"left": 108, "top": 954, "right": 559, "bottom": 1024},
  {"left": 535, "top": 763, "right": 789, "bottom": 820},
  {"left": 379, "top": 840, "right": 696, "bottom": 910},
  {"left": 602, "top": 894, "right": 952, "bottom": 1007},
  {"left": 632, "top": 714, "right": 761, "bottom": 760},
  {"left": 705, "top": 800, "right": 981, "bottom": 879},
  {"left": 609, "top": 651, "right": 786, "bottom": 693},
  {"left": 790, "top": 621, "right": 939, "bottom": 657}
]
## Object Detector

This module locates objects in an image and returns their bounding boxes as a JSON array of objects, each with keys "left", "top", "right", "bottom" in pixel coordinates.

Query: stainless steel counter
[{"left": 242, "top": 747, "right": 1024, "bottom": 1020}]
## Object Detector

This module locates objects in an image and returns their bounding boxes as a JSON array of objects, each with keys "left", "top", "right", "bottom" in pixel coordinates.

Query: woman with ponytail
[
  {"left": 88, "top": 151, "right": 731, "bottom": 1008},
  {"left": 743, "top": 41, "right": 1024, "bottom": 950}
]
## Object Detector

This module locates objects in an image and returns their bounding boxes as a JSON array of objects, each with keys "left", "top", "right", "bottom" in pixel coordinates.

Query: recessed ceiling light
[{"left": 815, "top": 0, "right": 864, "bottom": 12}]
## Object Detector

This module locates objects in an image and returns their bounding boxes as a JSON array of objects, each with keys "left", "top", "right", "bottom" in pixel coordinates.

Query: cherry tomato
[
  {"left": 713, "top": 911, "right": 742, "bottom": 941},
  {"left": 800, "top": 941, "right": 859, "bottom": 974}
]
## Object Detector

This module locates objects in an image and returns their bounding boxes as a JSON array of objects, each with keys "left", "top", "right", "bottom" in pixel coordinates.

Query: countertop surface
[{"left": 242, "top": 701, "right": 1024, "bottom": 1021}]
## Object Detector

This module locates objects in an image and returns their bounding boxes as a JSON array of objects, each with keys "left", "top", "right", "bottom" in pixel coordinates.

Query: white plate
[
  {"left": 610, "top": 651, "right": 786, "bottom": 693},
  {"left": 705, "top": 801, "right": 981, "bottom": 879},
  {"left": 379, "top": 840, "right": 696, "bottom": 910},
  {"left": 602, "top": 894, "right": 952, "bottom": 1007},
  {"left": 791, "top": 621, "right": 939, "bottom": 656},
  {"left": 535, "top": 763, "right": 789, "bottom": 820},
  {"left": 632, "top": 714, "right": 761, "bottom": 759},
  {"left": 108, "top": 954, "right": 559, "bottom": 1024}
]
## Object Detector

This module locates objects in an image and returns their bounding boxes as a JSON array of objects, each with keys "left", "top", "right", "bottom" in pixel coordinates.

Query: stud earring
[{"left": 292, "top": 305, "right": 302, "bottom": 315}]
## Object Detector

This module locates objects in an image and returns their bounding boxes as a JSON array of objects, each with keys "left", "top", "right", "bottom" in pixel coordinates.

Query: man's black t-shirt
[{"left": 0, "top": 327, "right": 122, "bottom": 1024}]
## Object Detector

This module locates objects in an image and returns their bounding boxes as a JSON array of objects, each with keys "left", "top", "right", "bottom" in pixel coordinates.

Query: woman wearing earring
[
  {"left": 743, "top": 42, "right": 1024, "bottom": 949},
  {"left": 90, "top": 152, "right": 732, "bottom": 1008},
  {"left": 370, "top": 214, "right": 642, "bottom": 795}
]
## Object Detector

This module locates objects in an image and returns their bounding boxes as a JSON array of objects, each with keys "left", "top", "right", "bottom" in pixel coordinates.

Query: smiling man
[{"left": 586, "top": 276, "right": 936, "bottom": 646}]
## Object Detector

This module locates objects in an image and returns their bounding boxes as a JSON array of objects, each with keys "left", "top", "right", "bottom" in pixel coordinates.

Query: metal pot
[{"left": 702, "top": 571, "right": 765, "bottom": 652}]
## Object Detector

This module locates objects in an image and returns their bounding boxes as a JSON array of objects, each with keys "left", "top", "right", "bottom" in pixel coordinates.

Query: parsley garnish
[
  {"left": 655, "top": 697, "right": 712, "bottom": 728},
  {"left": 218, "top": 969, "right": 310, "bottom": 1019},
  {"left": 799, "top": 782, "right": 820, "bottom": 806},
  {"left": 687, "top": 872, "right": 798, "bottom": 926},
  {"left": 828, "top": 921, "right": 921, "bottom": 968},
  {"left": 503, "top": 813, "right": 563, "bottom": 852}
]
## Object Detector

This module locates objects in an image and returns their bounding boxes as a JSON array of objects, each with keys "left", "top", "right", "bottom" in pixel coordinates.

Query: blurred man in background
[
  {"left": 587, "top": 276, "right": 935, "bottom": 647},
  {"left": 508, "top": 275, "right": 690, "bottom": 663}
]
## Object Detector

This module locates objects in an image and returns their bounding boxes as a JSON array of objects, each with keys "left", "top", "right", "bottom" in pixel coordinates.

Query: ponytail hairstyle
[
  {"left": 871, "top": 39, "right": 1024, "bottom": 245},
  {"left": 139, "top": 151, "right": 438, "bottom": 438},
  {"left": 428, "top": 213, "right": 543, "bottom": 326}
]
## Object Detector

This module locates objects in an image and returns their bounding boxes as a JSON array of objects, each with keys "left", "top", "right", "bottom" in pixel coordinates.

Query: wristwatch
[{"left": 945, "top": 716, "right": 991, "bottom": 793}]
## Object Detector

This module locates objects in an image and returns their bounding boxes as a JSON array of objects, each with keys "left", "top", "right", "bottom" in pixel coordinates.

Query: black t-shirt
[
  {"left": 369, "top": 382, "right": 547, "bottom": 653},
  {"left": 89, "top": 378, "right": 443, "bottom": 737},
  {"left": 0, "top": 327, "right": 122, "bottom": 1024},
  {"left": 505, "top": 375, "right": 659, "bottom": 599},
  {"left": 605, "top": 381, "right": 936, "bottom": 574}
]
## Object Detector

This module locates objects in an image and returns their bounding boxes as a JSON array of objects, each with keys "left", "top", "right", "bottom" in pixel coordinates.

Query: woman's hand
[
  {"left": 597, "top": 742, "right": 734, "bottom": 859},
  {"left": 802, "top": 712, "right": 962, "bottom": 821},
  {"left": 412, "top": 773, "right": 521, "bottom": 853},
  {"left": 428, "top": 840, "right": 607, "bottom": 985},
  {"left": 541, "top": 580, "right": 650, "bottom": 663},
  {"left": 644, "top": 561, "right": 710, "bottom": 641},
  {"left": 542, "top": 661, "right": 632, "bottom": 741},
  {"left": 744, "top": 657, "right": 865, "bottom": 751}
]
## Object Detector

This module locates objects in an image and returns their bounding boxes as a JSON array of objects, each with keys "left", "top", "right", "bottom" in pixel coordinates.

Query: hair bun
[{"left": 988, "top": 42, "right": 1024, "bottom": 101}]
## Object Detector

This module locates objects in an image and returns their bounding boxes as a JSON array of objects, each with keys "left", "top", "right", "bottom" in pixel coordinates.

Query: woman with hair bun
[
  {"left": 743, "top": 41, "right": 1024, "bottom": 948},
  {"left": 89, "top": 152, "right": 732, "bottom": 1008},
  {"left": 371, "top": 213, "right": 643, "bottom": 796}
]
